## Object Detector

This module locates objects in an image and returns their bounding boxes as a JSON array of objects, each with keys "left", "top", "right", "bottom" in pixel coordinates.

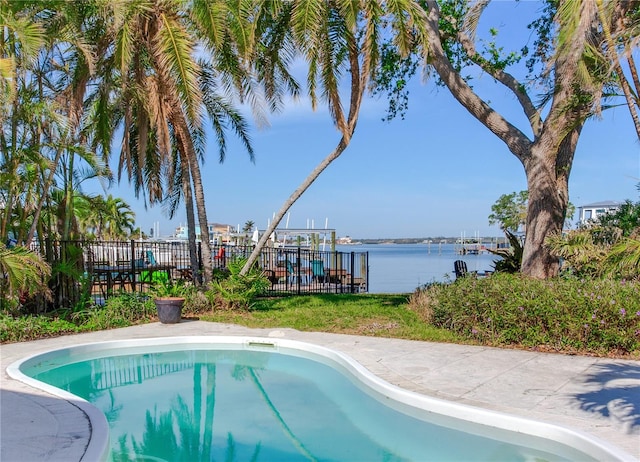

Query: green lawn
[{"left": 196, "top": 294, "right": 462, "bottom": 344}]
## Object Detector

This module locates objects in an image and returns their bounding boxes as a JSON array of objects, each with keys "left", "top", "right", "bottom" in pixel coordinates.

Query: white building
[
  {"left": 173, "top": 222, "right": 235, "bottom": 242},
  {"left": 577, "top": 201, "right": 622, "bottom": 225}
]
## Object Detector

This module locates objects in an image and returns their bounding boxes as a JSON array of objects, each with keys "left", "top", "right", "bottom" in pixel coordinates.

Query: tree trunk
[
  {"left": 181, "top": 161, "right": 200, "bottom": 284},
  {"left": 185, "top": 143, "right": 212, "bottom": 283},
  {"left": 241, "top": 137, "right": 349, "bottom": 273},
  {"left": 422, "top": 0, "right": 593, "bottom": 278},
  {"left": 240, "top": 29, "right": 365, "bottom": 275},
  {"left": 173, "top": 111, "right": 213, "bottom": 283},
  {"left": 521, "top": 154, "right": 565, "bottom": 278}
]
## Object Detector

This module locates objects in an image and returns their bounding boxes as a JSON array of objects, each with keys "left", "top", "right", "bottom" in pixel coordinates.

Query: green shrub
[
  {"left": 0, "top": 293, "right": 158, "bottom": 343},
  {"left": 487, "top": 230, "right": 523, "bottom": 273},
  {"left": 0, "top": 312, "right": 79, "bottom": 343},
  {"left": 148, "top": 279, "right": 193, "bottom": 299},
  {"left": 409, "top": 273, "right": 640, "bottom": 355},
  {"left": 207, "top": 257, "right": 271, "bottom": 310},
  {"left": 81, "top": 293, "right": 156, "bottom": 330}
]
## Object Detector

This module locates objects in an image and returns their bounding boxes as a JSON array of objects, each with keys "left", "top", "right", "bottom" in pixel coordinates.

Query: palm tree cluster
[
  {"left": 2, "top": 0, "right": 639, "bottom": 287},
  {"left": 1, "top": 0, "right": 296, "bottom": 282},
  {"left": 2, "top": 0, "right": 428, "bottom": 284}
]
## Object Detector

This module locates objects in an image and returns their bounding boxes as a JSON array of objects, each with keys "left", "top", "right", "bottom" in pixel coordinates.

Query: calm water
[
  {"left": 26, "top": 347, "right": 581, "bottom": 462},
  {"left": 335, "top": 243, "right": 500, "bottom": 294}
]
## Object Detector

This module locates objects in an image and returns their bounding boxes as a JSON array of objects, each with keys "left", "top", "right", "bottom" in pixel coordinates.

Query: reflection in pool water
[{"left": 16, "top": 338, "right": 623, "bottom": 462}]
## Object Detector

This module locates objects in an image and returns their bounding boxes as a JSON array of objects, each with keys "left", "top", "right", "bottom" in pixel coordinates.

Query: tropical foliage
[
  {"left": 208, "top": 257, "right": 271, "bottom": 310},
  {"left": 1, "top": 0, "right": 272, "bottom": 283},
  {"left": 0, "top": 244, "right": 51, "bottom": 311},
  {"left": 546, "top": 190, "right": 640, "bottom": 279},
  {"left": 2, "top": 0, "right": 639, "bottom": 286},
  {"left": 487, "top": 230, "right": 524, "bottom": 274}
]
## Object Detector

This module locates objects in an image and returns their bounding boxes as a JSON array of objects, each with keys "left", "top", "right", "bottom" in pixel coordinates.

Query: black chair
[
  {"left": 454, "top": 260, "right": 488, "bottom": 279},
  {"left": 454, "top": 260, "right": 475, "bottom": 279}
]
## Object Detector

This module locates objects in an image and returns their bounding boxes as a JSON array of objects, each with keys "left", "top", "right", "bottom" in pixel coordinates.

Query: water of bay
[{"left": 335, "top": 243, "right": 500, "bottom": 294}]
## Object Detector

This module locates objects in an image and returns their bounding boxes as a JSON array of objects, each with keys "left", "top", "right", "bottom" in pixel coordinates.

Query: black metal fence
[{"left": 28, "top": 239, "right": 368, "bottom": 311}]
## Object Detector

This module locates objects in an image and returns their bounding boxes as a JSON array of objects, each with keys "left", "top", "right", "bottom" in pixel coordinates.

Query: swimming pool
[{"left": 7, "top": 336, "right": 633, "bottom": 461}]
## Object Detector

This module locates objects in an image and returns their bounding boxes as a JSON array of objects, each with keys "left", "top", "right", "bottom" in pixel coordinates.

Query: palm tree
[
  {"left": 88, "top": 0, "right": 264, "bottom": 284},
  {"left": 241, "top": 0, "right": 428, "bottom": 274},
  {"left": 556, "top": 0, "right": 640, "bottom": 141},
  {"left": 22, "top": 0, "right": 114, "bottom": 245},
  {"left": 80, "top": 195, "right": 135, "bottom": 240},
  {"left": 0, "top": 0, "right": 45, "bottom": 123},
  {"left": 1, "top": 0, "right": 47, "bottom": 243}
]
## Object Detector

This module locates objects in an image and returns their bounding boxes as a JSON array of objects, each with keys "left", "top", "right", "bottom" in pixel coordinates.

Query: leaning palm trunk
[
  {"left": 240, "top": 0, "right": 428, "bottom": 275},
  {"left": 241, "top": 34, "right": 364, "bottom": 274},
  {"left": 594, "top": 0, "right": 640, "bottom": 142},
  {"left": 241, "top": 137, "right": 351, "bottom": 273}
]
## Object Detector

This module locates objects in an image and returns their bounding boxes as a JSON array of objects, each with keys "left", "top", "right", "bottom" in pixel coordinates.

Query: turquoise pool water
[{"left": 15, "top": 338, "right": 619, "bottom": 462}]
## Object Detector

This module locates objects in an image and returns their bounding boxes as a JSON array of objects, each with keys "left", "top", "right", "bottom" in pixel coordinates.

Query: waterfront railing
[{"left": 27, "top": 239, "right": 368, "bottom": 311}]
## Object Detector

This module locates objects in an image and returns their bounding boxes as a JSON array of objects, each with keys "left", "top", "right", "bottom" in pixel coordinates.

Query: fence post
[
  {"left": 130, "top": 240, "right": 137, "bottom": 292},
  {"left": 296, "top": 247, "right": 302, "bottom": 294},
  {"left": 350, "top": 252, "right": 355, "bottom": 293}
]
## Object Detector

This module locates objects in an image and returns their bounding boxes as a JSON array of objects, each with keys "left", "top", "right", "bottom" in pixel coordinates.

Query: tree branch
[
  {"left": 456, "top": 28, "right": 543, "bottom": 137},
  {"left": 423, "top": 0, "right": 532, "bottom": 162}
]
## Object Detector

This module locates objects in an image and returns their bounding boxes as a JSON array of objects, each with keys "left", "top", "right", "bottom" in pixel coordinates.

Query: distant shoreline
[{"left": 345, "top": 237, "right": 506, "bottom": 245}]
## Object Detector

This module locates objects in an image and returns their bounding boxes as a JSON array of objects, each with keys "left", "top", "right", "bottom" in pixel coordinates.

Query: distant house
[
  {"left": 173, "top": 222, "right": 235, "bottom": 242},
  {"left": 577, "top": 201, "right": 622, "bottom": 225}
]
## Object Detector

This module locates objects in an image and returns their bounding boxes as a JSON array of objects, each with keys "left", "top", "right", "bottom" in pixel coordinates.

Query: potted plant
[{"left": 149, "top": 279, "right": 190, "bottom": 324}]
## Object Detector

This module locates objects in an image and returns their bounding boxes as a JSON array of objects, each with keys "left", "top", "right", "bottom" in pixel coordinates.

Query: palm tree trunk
[
  {"left": 241, "top": 138, "right": 350, "bottom": 273},
  {"left": 595, "top": 0, "right": 640, "bottom": 141},
  {"left": 173, "top": 111, "right": 213, "bottom": 283},
  {"left": 188, "top": 155, "right": 213, "bottom": 283},
  {"left": 618, "top": 53, "right": 640, "bottom": 141},
  {"left": 26, "top": 147, "right": 63, "bottom": 246},
  {"left": 240, "top": 30, "right": 365, "bottom": 275},
  {"left": 181, "top": 160, "right": 201, "bottom": 283}
]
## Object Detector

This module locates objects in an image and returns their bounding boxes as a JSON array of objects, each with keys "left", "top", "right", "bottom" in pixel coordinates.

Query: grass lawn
[{"left": 194, "top": 294, "right": 463, "bottom": 344}]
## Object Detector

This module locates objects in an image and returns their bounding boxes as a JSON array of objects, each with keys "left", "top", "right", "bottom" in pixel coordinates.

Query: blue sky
[{"left": 88, "top": 1, "right": 640, "bottom": 239}]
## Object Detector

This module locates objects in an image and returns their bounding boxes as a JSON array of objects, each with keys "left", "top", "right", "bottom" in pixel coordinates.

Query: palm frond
[
  {"left": 0, "top": 245, "right": 51, "bottom": 298},
  {"left": 605, "top": 238, "right": 640, "bottom": 280},
  {"left": 156, "top": 11, "right": 202, "bottom": 123}
]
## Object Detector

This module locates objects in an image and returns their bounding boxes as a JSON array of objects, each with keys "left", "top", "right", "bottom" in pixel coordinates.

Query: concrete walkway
[{"left": 1, "top": 321, "right": 639, "bottom": 461}]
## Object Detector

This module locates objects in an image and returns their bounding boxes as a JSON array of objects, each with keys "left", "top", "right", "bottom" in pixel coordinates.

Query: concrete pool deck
[{"left": 1, "top": 320, "right": 639, "bottom": 461}]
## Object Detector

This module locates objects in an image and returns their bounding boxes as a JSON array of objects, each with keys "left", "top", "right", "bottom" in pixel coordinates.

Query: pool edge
[{"left": 7, "top": 335, "right": 638, "bottom": 462}]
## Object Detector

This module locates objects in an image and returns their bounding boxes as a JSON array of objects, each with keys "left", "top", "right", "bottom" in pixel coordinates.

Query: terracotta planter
[{"left": 154, "top": 297, "right": 185, "bottom": 324}]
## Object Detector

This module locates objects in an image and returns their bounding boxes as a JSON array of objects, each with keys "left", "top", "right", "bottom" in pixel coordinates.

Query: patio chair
[
  {"left": 214, "top": 247, "right": 225, "bottom": 260},
  {"left": 286, "top": 260, "right": 310, "bottom": 285},
  {"left": 88, "top": 258, "right": 110, "bottom": 299},
  {"left": 145, "top": 250, "right": 157, "bottom": 265},
  {"left": 262, "top": 269, "right": 279, "bottom": 285},
  {"left": 454, "top": 260, "right": 487, "bottom": 279},
  {"left": 311, "top": 260, "right": 327, "bottom": 283},
  {"left": 140, "top": 250, "right": 169, "bottom": 284},
  {"left": 454, "top": 260, "right": 475, "bottom": 279}
]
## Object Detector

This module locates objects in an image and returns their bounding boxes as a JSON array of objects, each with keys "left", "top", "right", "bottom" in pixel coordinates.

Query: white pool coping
[
  {"left": 2, "top": 322, "right": 639, "bottom": 461},
  {"left": 6, "top": 332, "right": 638, "bottom": 462}
]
